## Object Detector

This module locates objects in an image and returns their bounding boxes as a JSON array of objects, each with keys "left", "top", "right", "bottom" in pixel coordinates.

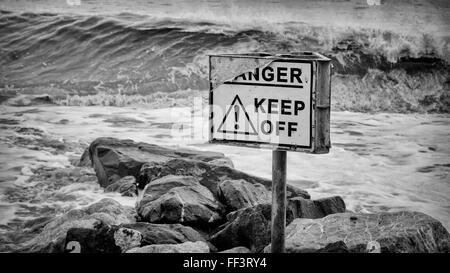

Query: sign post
[
  {"left": 209, "top": 52, "right": 331, "bottom": 253},
  {"left": 271, "top": 149, "right": 287, "bottom": 252}
]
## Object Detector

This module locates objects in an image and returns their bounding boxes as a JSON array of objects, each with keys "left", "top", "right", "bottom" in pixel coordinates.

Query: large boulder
[
  {"left": 88, "top": 137, "right": 231, "bottom": 187},
  {"left": 105, "top": 176, "right": 137, "bottom": 197},
  {"left": 268, "top": 211, "right": 450, "bottom": 253},
  {"left": 126, "top": 241, "right": 210, "bottom": 253},
  {"left": 19, "top": 198, "right": 135, "bottom": 253},
  {"left": 120, "top": 222, "right": 206, "bottom": 245},
  {"left": 218, "top": 179, "right": 271, "bottom": 211},
  {"left": 210, "top": 196, "right": 347, "bottom": 252},
  {"left": 65, "top": 224, "right": 142, "bottom": 253},
  {"left": 139, "top": 158, "right": 309, "bottom": 199},
  {"left": 210, "top": 203, "right": 271, "bottom": 253},
  {"left": 136, "top": 183, "right": 224, "bottom": 227}
]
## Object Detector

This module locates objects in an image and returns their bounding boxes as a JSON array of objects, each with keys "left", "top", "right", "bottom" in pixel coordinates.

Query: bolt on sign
[{"left": 209, "top": 52, "right": 331, "bottom": 153}]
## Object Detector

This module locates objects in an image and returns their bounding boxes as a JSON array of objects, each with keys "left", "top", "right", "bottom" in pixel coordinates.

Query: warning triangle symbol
[{"left": 217, "top": 95, "right": 258, "bottom": 135}]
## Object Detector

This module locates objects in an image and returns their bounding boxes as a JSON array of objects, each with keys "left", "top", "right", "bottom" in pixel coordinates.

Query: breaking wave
[{"left": 0, "top": 10, "right": 449, "bottom": 112}]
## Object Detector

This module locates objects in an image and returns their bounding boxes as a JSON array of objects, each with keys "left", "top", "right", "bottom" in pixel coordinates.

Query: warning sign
[{"left": 209, "top": 53, "right": 331, "bottom": 153}]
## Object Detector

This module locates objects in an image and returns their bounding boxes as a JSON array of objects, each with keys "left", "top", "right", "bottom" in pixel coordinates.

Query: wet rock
[
  {"left": 314, "top": 196, "right": 346, "bottom": 215},
  {"left": 210, "top": 203, "right": 271, "bottom": 253},
  {"left": 78, "top": 148, "right": 91, "bottom": 167},
  {"left": 264, "top": 240, "right": 349, "bottom": 253},
  {"left": 287, "top": 196, "right": 346, "bottom": 221},
  {"left": 139, "top": 158, "right": 309, "bottom": 199},
  {"left": 126, "top": 241, "right": 210, "bottom": 253},
  {"left": 315, "top": 241, "right": 349, "bottom": 253},
  {"left": 121, "top": 222, "right": 206, "bottom": 245},
  {"left": 88, "top": 137, "right": 229, "bottom": 187},
  {"left": 219, "top": 246, "right": 251, "bottom": 253},
  {"left": 138, "top": 175, "right": 200, "bottom": 203},
  {"left": 105, "top": 176, "right": 137, "bottom": 197},
  {"left": 20, "top": 198, "right": 135, "bottom": 253},
  {"left": 113, "top": 227, "right": 143, "bottom": 252},
  {"left": 65, "top": 224, "right": 142, "bottom": 253},
  {"left": 84, "top": 198, "right": 136, "bottom": 224},
  {"left": 136, "top": 183, "right": 224, "bottom": 227},
  {"left": 211, "top": 197, "right": 346, "bottom": 252},
  {"left": 21, "top": 210, "right": 99, "bottom": 253},
  {"left": 271, "top": 211, "right": 450, "bottom": 253},
  {"left": 218, "top": 179, "right": 271, "bottom": 211}
]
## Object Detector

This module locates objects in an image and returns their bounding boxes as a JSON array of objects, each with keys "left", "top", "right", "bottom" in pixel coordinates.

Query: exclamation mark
[{"left": 234, "top": 105, "right": 239, "bottom": 130}]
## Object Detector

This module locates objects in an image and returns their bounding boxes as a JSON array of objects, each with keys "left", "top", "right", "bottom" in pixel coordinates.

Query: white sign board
[{"left": 211, "top": 60, "right": 313, "bottom": 149}]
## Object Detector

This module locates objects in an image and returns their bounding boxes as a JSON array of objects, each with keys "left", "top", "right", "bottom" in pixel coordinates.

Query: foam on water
[{"left": 0, "top": 104, "right": 449, "bottom": 237}]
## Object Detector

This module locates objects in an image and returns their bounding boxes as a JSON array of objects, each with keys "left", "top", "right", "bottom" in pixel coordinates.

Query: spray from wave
[{"left": 0, "top": 9, "right": 448, "bottom": 112}]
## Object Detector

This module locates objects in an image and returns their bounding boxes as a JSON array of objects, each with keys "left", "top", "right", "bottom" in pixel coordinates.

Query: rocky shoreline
[{"left": 9, "top": 137, "right": 449, "bottom": 253}]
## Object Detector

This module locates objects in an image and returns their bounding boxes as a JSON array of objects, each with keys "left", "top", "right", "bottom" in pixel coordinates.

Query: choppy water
[{"left": 0, "top": 0, "right": 449, "bottom": 112}]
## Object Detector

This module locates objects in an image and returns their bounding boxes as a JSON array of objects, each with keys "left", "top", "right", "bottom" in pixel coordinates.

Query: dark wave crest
[{"left": 0, "top": 10, "right": 449, "bottom": 112}]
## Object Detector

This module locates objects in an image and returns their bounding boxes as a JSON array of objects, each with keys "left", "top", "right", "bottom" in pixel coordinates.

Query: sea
[{"left": 0, "top": 0, "right": 449, "bottom": 252}]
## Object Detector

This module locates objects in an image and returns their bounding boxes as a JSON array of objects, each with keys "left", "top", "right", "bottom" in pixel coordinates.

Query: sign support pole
[{"left": 271, "top": 149, "right": 287, "bottom": 253}]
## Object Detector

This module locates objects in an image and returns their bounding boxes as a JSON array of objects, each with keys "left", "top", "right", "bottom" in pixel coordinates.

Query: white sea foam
[{"left": 0, "top": 104, "right": 448, "bottom": 233}]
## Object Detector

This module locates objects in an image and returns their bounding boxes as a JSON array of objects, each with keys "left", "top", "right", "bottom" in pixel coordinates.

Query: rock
[
  {"left": 315, "top": 241, "right": 349, "bottom": 253},
  {"left": 219, "top": 246, "right": 251, "bottom": 253},
  {"left": 137, "top": 175, "right": 199, "bottom": 203},
  {"left": 20, "top": 198, "right": 135, "bottom": 253},
  {"left": 21, "top": 210, "right": 99, "bottom": 253},
  {"left": 139, "top": 158, "right": 309, "bottom": 199},
  {"left": 211, "top": 197, "right": 346, "bottom": 252},
  {"left": 113, "top": 227, "right": 143, "bottom": 252},
  {"left": 84, "top": 198, "right": 136, "bottom": 224},
  {"left": 105, "top": 176, "right": 137, "bottom": 197},
  {"left": 88, "top": 137, "right": 228, "bottom": 187},
  {"left": 120, "top": 222, "right": 206, "bottom": 245},
  {"left": 315, "top": 196, "right": 347, "bottom": 215},
  {"left": 65, "top": 224, "right": 142, "bottom": 253},
  {"left": 264, "top": 240, "right": 349, "bottom": 253},
  {"left": 287, "top": 196, "right": 346, "bottom": 221},
  {"left": 276, "top": 211, "right": 450, "bottom": 253},
  {"left": 210, "top": 203, "right": 271, "bottom": 253},
  {"left": 136, "top": 184, "right": 224, "bottom": 227},
  {"left": 126, "top": 241, "right": 210, "bottom": 253},
  {"left": 78, "top": 148, "right": 91, "bottom": 167},
  {"left": 218, "top": 179, "right": 271, "bottom": 211}
]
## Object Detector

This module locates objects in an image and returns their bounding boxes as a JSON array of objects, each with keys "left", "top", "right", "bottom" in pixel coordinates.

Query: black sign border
[{"left": 209, "top": 57, "right": 314, "bottom": 152}]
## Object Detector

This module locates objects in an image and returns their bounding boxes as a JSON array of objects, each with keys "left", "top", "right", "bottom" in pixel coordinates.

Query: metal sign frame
[{"left": 208, "top": 52, "right": 331, "bottom": 154}]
